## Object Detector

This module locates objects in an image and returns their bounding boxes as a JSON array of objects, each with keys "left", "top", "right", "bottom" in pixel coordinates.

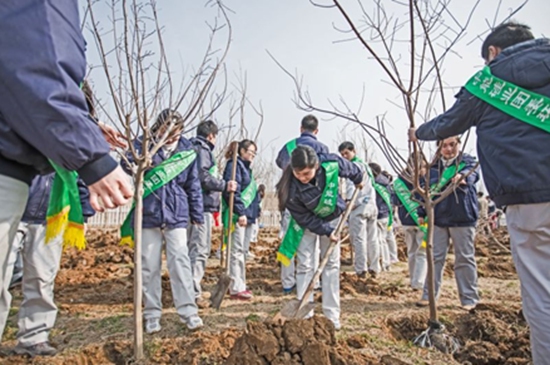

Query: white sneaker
[
  {"left": 182, "top": 314, "right": 204, "bottom": 330},
  {"left": 145, "top": 318, "right": 161, "bottom": 334},
  {"left": 332, "top": 320, "right": 342, "bottom": 331}
]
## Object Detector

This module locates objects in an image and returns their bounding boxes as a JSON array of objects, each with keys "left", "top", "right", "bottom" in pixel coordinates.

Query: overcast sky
[{"left": 83, "top": 0, "right": 547, "bottom": 176}]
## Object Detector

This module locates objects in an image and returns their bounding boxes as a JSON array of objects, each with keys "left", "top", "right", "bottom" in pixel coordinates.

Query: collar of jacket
[
  {"left": 493, "top": 38, "right": 550, "bottom": 64},
  {"left": 238, "top": 155, "right": 252, "bottom": 169},
  {"left": 300, "top": 131, "right": 317, "bottom": 140},
  {"left": 194, "top": 135, "right": 215, "bottom": 151}
]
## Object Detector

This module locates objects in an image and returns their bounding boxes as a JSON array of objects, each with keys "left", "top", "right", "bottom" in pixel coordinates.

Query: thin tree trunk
[
  {"left": 133, "top": 168, "right": 145, "bottom": 360},
  {"left": 425, "top": 202, "right": 438, "bottom": 323}
]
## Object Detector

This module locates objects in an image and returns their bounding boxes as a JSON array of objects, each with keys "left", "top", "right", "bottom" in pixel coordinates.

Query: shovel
[
  {"left": 210, "top": 143, "right": 239, "bottom": 310},
  {"left": 274, "top": 186, "right": 361, "bottom": 321}
]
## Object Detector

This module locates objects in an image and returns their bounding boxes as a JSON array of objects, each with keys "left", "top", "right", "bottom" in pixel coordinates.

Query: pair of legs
[
  {"left": 420, "top": 225, "right": 479, "bottom": 306},
  {"left": 141, "top": 227, "right": 201, "bottom": 330},
  {"left": 295, "top": 229, "right": 340, "bottom": 329},
  {"left": 403, "top": 226, "right": 427, "bottom": 290},
  {"left": 377, "top": 218, "right": 398, "bottom": 270},
  {"left": 349, "top": 203, "right": 379, "bottom": 275}
]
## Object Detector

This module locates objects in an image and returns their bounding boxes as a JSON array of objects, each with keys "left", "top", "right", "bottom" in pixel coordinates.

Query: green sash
[
  {"left": 221, "top": 171, "right": 258, "bottom": 246},
  {"left": 285, "top": 139, "right": 297, "bottom": 155},
  {"left": 277, "top": 161, "right": 339, "bottom": 266},
  {"left": 465, "top": 66, "right": 550, "bottom": 133},
  {"left": 120, "top": 149, "right": 197, "bottom": 246},
  {"left": 393, "top": 161, "right": 467, "bottom": 247},
  {"left": 353, "top": 156, "right": 394, "bottom": 227},
  {"left": 46, "top": 162, "right": 85, "bottom": 249}
]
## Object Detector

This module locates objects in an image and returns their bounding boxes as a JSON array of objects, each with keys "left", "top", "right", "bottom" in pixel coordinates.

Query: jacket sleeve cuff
[{"left": 77, "top": 154, "right": 118, "bottom": 185}]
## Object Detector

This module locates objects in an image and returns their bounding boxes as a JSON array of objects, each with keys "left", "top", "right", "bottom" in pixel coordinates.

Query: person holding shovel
[
  {"left": 414, "top": 136, "right": 480, "bottom": 310},
  {"left": 189, "top": 120, "right": 237, "bottom": 308},
  {"left": 276, "top": 114, "right": 328, "bottom": 294},
  {"left": 276, "top": 145, "right": 363, "bottom": 330},
  {"left": 410, "top": 22, "right": 550, "bottom": 362},
  {"left": 222, "top": 140, "right": 260, "bottom": 301},
  {"left": 122, "top": 109, "right": 204, "bottom": 334},
  {"left": 337, "top": 141, "right": 378, "bottom": 279}
]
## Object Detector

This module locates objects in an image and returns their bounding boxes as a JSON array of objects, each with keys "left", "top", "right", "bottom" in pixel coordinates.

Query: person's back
[{"left": 276, "top": 114, "right": 329, "bottom": 170}]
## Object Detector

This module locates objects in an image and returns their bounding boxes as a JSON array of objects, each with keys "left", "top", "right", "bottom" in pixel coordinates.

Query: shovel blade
[
  {"left": 210, "top": 274, "right": 231, "bottom": 310},
  {"left": 276, "top": 299, "right": 316, "bottom": 320}
]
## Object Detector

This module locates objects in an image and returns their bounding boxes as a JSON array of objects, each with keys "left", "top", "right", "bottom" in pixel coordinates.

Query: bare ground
[{"left": 0, "top": 227, "right": 527, "bottom": 365}]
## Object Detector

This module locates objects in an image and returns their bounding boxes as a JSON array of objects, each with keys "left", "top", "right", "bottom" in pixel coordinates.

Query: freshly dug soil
[{"left": 225, "top": 317, "right": 378, "bottom": 365}]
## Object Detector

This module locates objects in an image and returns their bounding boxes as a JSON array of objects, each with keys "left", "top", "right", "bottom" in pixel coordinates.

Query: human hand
[
  {"left": 452, "top": 173, "right": 467, "bottom": 185},
  {"left": 226, "top": 180, "right": 238, "bottom": 192},
  {"left": 418, "top": 217, "right": 425, "bottom": 225},
  {"left": 238, "top": 215, "right": 247, "bottom": 227},
  {"left": 88, "top": 166, "right": 133, "bottom": 212},
  {"left": 329, "top": 230, "right": 340, "bottom": 243},
  {"left": 98, "top": 122, "right": 128, "bottom": 149}
]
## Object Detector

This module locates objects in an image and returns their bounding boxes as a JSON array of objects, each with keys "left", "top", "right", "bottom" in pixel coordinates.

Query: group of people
[{"left": 0, "top": 2, "right": 548, "bottom": 362}]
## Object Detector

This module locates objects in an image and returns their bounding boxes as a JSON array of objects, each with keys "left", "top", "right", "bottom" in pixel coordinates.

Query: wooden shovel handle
[{"left": 225, "top": 143, "right": 239, "bottom": 274}]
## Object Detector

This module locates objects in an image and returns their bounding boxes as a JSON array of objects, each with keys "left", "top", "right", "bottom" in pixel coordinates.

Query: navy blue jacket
[
  {"left": 394, "top": 176, "right": 426, "bottom": 227},
  {"left": 374, "top": 174, "right": 393, "bottom": 220},
  {"left": 125, "top": 137, "right": 204, "bottom": 229},
  {"left": 0, "top": 1, "right": 117, "bottom": 186},
  {"left": 222, "top": 157, "right": 260, "bottom": 224},
  {"left": 416, "top": 39, "right": 550, "bottom": 208},
  {"left": 21, "top": 173, "right": 95, "bottom": 225},
  {"left": 190, "top": 136, "right": 226, "bottom": 213},
  {"left": 430, "top": 153, "right": 480, "bottom": 227},
  {"left": 275, "top": 132, "right": 330, "bottom": 170},
  {"left": 286, "top": 153, "right": 362, "bottom": 236}
]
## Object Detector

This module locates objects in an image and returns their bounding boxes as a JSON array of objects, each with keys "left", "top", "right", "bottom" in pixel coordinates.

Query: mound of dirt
[
  {"left": 386, "top": 312, "right": 429, "bottom": 341},
  {"left": 477, "top": 258, "right": 516, "bottom": 280},
  {"left": 454, "top": 303, "right": 530, "bottom": 365},
  {"left": 225, "top": 317, "right": 378, "bottom": 365},
  {"left": 340, "top": 272, "right": 404, "bottom": 297}
]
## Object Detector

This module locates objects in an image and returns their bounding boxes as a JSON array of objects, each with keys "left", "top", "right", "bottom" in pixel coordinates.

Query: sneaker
[
  {"left": 415, "top": 299, "right": 430, "bottom": 307},
  {"left": 13, "top": 342, "right": 57, "bottom": 357},
  {"left": 462, "top": 303, "right": 477, "bottom": 311},
  {"left": 230, "top": 291, "right": 253, "bottom": 300},
  {"left": 145, "top": 318, "right": 161, "bottom": 334},
  {"left": 368, "top": 270, "right": 378, "bottom": 279},
  {"left": 282, "top": 285, "right": 296, "bottom": 295},
  {"left": 357, "top": 271, "right": 367, "bottom": 279},
  {"left": 331, "top": 320, "right": 342, "bottom": 331},
  {"left": 182, "top": 314, "right": 204, "bottom": 330}
]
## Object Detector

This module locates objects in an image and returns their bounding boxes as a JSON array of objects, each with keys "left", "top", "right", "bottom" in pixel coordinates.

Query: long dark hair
[{"left": 276, "top": 145, "right": 319, "bottom": 212}]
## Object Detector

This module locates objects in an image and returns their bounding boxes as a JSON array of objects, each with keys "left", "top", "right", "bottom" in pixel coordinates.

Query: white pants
[
  {"left": 348, "top": 202, "right": 378, "bottom": 274},
  {"left": 228, "top": 224, "right": 251, "bottom": 294},
  {"left": 243, "top": 223, "right": 255, "bottom": 258},
  {"left": 506, "top": 202, "right": 550, "bottom": 365},
  {"left": 10, "top": 223, "right": 63, "bottom": 346},
  {"left": 188, "top": 213, "right": 213, "bottom": 299},
  {"left": 296, "top": 228, "right": 340, "bottom": 325},
  {"left": 279, "top": 210, "right": 320, "bottom": 290},
  {"left": 141, "top": 228, "right": 197, "bottom": 320},
  {"left": 403, "top": 226, "right": 427, "bottom": 289},
  {"left": 0, "top": 175, "right": 28, "bottom": 336}
]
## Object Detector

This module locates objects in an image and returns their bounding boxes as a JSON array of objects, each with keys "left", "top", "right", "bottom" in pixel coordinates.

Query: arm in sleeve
[
  {"left": 275, "top": 147, "right": 289, "bottom": 170},
  {"left": 77, "top": 178, "right": 96, "bottom": 219},
  {"left": 0, "top": 2, "right": 116, "bottom": 185},
  {"left": 459, "top": 154, "right": 480, "bottom": 185},
  {"left": 222, "top": 160, "right": 245, "bottom": 217},
  {"left": 287, "top": 197, "right": 334, "bottom": 237},
  {"left": 183, "top": 159, "right": 205, "bottom": 224},
  {"left": 416, "top": 89, "right": 482, "bottom": 141},
  {"left": 335, "top": 155, "right": 363, "bottom": 185},
  {"left": 198, "top": 148, "right": 225, "bottom": 192}
]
